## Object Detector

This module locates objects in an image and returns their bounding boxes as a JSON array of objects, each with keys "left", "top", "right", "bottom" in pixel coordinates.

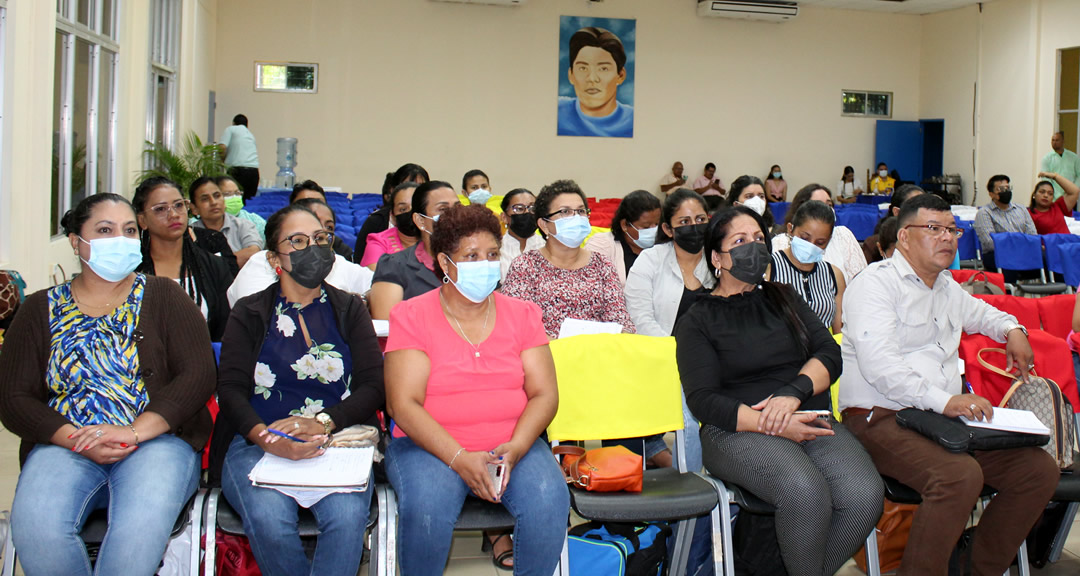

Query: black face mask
[
  {"left": 997, "top": 190, "right": 1013, "bottom": 204},
  {"left": 287, "top": 244, "right": 335, "bottom": 289},
  {"left": 720, "top": 242, "right": 770, "bottom": 285},
  {"left": 672, "top": 223, "right": 708, "bottom": 254},
  {"left": 395, "top": 212, "right": 419, "bottom": 238},
  {"left": 508, "top": 214, "right": 538, "bottom": 239}
]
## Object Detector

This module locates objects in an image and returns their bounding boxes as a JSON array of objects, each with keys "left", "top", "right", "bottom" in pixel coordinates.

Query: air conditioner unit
[
  {"left": 430, "top": 0, "right": 526, "bottom": 6},
  {"left": 697, "top": 1, "right": 798, "bottom": 22}
]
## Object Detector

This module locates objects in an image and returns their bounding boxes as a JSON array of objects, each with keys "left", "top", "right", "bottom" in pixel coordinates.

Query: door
[{"left": 875, "top": 119, "right": 945, "bottom": 186}]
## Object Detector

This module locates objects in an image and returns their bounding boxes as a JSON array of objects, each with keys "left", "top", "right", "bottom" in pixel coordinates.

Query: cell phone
[
  {"left": 794, "top": 410, "right": 831, "bottom": 419},
  {"left": 487, "top": 462, "right": 506, "bottom": 498}
]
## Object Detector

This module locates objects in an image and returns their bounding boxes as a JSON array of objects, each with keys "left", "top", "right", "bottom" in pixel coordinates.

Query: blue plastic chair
[
  {"left": 835, "top": 208, "right": 879, "bottom": 241},
  {"left": 989, "top": 232, "right": 1067, "bottom": 295},
  {"left": 1043, "top": 234, "right": 1080, "bottom": 283},
  {"left": 956, "top": 221, "right": 977, "bottom": 261},
  {"left": 769, "top": 202, "right": 790, "bottom": 226},
  {"left": 1058, "top": 243, "right": 1080, "bottom": 288}
]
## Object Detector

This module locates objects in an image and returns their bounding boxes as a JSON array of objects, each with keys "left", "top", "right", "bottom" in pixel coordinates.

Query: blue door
[{"left": 875, "top": 120, "right": 923, "bottom": 185}]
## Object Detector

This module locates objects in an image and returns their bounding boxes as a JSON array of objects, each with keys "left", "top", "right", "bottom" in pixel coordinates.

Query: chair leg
[
  {"left": 864, "top": 527, "right": 881, "bottom": 576},
  {"left": 1016, "top": 538, "right": 1030, "bottom": 576},
  {"left": 707, "top": 477, "right": 737, "bottom": 576},
  {"left": 1048, "top": 501, "right": 1079, "bottom": 563},
  {"left": 381, "top": 485, "right": 398, "bottom": 576},
  {"left": 188, "top": 489, "right": 207, "bottom": 576},
  {"left": 203, "top": 488, "right": 221, "bottom": 576},
  {"left": 1, "top": 511, "right": 15, "bottom": 576},
  {"left": 709, "top": 504, "right": 724, "bottom": 576},
  {"left": 553, "top": 533, "right": 570, "bottom": 576},
  {"left": 668, "top": 518, "right": 691, "bottom": 576}
]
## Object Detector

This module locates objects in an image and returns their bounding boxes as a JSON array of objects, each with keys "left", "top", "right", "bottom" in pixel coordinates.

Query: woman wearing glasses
[
  {"left": 503, "top": 179, "right": 635, "bottom": 339},
  {"left": 133, "top": 177, "right": 236, "bottom": 342},
  {"left": 215, "top": 204, "right": 385, "bottom": 576},
  {"left": 498, "top": 188, "right": 545, "bottom": 279}
]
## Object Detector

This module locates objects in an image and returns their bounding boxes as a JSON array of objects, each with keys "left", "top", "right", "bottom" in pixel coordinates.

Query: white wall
[{"left": 213, "top": 0, "right": 923, "bottom": 199}]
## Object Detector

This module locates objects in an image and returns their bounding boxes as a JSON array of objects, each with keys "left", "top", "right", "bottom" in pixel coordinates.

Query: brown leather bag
[
  {"left": 854, "top": 500, "right": 917, "bottom": 573},
  {"left": 552, "top": 445, "right": 643, "bottom": 492}
]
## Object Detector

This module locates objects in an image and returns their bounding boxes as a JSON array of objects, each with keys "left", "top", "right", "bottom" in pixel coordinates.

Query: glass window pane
[
  {"left": 1060, "top": 48, "right": 1079, "bottom": 111},
  {"left": 52, "top": 33, "right": 65, "bottom": 234},
  {"left": 154, "top": 74, "right": 170, "bottom": 149},
  {"left": 73, "top": 38, "right": 90, "bottom": 206},
  {"left": 842, "top": 91, "right": 866, "bottom": 115},
  {"left": 867, "top": 93, "right": 891, "bottom": 117},
  {"left": 77, "top": 0, "right": 90, "bottom": 27},
  {"left": 97, "top": 50, "right": 115, "bottom": 194},
  {"left": 102, "top": 0, "right": 114, "bottom": 38},
  {"left": 1059, "top": 112, "right": 1078, "bottom": 153}
]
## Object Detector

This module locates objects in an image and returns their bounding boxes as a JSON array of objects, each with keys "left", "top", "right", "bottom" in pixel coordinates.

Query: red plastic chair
[
  {"left": 973, "top": 294, "right": 1042, "bottom": 329},
  {"left": 949, "top": 269, "right": 1007, "bottom": 293},
  {"left": 960, "top": 330, "right": 1080, "bottom": 411},
  {"left": 1037, "top": 294, "right": 1078, "bottom": 340}
]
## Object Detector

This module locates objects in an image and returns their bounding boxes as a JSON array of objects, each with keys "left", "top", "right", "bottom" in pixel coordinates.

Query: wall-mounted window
[
  {"left": 53, "top": 0, "right": 119, "bottom": 235},
  {"left": 1056, "top": 47, "right": 1079, "bottom": 153},
  {"left": 147, "top": 0, "right": 180, "bottom": 161},
  {"left": 254, "top": 62, "right": 318, "bottom": 93},
  {"left": 841, "top": 89, "right": 892, "bottom": 118}
]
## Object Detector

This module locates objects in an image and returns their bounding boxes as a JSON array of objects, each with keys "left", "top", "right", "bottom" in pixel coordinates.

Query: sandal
[{"left": 480, "top": 531, "right": 514, "bottom": 571}]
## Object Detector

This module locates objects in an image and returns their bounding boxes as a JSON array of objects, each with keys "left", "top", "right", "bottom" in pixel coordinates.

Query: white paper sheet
[
  {"left": 557, "top": 318, "right": 623, "bottom": 340},
  {"left": 960, "top": 407, "right": 1051, "bottom": 435},
  {"left": 249, "top": 446, "right": 374, "bottom": 489},
  {"left": 371, "top": 319, "right": 389, "bottom": 337}
]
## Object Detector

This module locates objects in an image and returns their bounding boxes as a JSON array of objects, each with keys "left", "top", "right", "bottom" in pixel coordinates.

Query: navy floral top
[{"left": 251, "top": 289, "right": 352, "bottom": 423}]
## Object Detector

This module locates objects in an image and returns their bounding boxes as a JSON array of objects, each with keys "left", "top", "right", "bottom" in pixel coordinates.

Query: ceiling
[{"left": 793, "top": 0, "right": 994, "bottom": 15}]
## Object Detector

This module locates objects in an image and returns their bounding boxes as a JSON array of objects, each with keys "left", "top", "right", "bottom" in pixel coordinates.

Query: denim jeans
[
  {"left": 10, "top": 434, "right": 200, "bottom": 576},
  {"left": 221, "top": 435, "right": 371, "bottom": 576},
  {"left": 386, "top": 436, "right": 570, "bottom": 576}
]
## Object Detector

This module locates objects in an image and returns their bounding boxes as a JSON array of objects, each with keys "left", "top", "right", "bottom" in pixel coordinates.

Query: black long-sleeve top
[{"left": 674, "top": 285, "right": 842, "bottom": 432}]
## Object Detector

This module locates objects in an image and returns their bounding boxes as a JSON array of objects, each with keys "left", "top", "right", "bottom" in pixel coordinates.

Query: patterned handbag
[
  {"left": 0, "top": 269, "right": 26, "bottom": 322},
  {"left": 978, "top": 348, "right": 1075, "bottom": 468}
]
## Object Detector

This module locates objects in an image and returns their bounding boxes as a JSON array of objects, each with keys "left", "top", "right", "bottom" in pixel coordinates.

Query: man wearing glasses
[
  {"left": 973, "top": 174, "right": 1038, "bottom": 279},
  {"left": 498, "top": 189, "right": 545, "bottom": 280},
  {"left": 838, "top": 193, "right": 1056, "bottom": 576}
]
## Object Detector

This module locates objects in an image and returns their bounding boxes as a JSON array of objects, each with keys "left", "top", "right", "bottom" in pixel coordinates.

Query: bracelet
[
  {"left": 128, "top": 424, "right": 139, "bottom": 445},
  {"left": 448, "top": 447, "right": 466, "bottom": 470}
]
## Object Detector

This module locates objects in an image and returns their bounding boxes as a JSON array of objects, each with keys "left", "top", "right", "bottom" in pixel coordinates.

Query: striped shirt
[
  {"left": 770, "top": 250, "right": 838, "bottom": 329},
  {"left": 972, "top": 202, "right": 1037, "bottom": 252}
]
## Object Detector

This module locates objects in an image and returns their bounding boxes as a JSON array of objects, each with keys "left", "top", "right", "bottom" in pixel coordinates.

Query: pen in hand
[{"left": 264, "top": 428, "right": 306, "bottom": 443}]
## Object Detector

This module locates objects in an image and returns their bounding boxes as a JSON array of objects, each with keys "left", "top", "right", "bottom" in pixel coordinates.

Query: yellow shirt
[
  {"left": 869, "top": 176, "right": 896, "bottom": 195},
  {"left": 458, "top": 194, "right": 505, "bottom": 215}
]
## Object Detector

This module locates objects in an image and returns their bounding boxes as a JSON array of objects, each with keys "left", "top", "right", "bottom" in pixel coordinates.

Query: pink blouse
[
  {"left": 386, "top": 290, "right": 549, "bottom": 451},
  {"left": 361, "top": 227, "right": 409, "bottom": 267}
]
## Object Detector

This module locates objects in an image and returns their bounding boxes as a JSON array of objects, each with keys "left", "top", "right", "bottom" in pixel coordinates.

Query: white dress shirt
[
  {"left": 838, "top": 250, "right": 1017, "bottom": 414},
  {"left": 499, "top": 232, "right": 545, "bottom": 280},
  {"left": 623, "top": 242, "right": 715, "bottom": 337},
  {"left": 227, "top": 250, "right": 374, "bottom": 307}
]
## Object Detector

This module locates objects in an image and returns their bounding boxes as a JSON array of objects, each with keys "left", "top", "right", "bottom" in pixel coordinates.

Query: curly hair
[
  {"left": 533, "top": 179, "right": 589, "bottom": 238},
  {"left": 430, "top": 203, "right": 503, "bottom": 279}
]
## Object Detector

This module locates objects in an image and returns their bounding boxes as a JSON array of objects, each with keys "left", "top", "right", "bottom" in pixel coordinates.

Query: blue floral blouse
[
  {"left": 251, "top": 289, "right": 352, "bottom": 423},
  {"left": 46, "top": 274, "right": 148, "bottom": 427}
]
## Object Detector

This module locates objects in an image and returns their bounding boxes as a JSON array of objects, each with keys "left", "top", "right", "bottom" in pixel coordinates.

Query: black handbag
[{"left": 895, "top": 408, "right": 1050, "bottom": 453}]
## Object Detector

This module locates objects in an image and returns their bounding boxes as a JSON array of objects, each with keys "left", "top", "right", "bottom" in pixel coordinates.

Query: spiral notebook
[{"left": 249, "top": 446, "right": 374, "bottom": 490}]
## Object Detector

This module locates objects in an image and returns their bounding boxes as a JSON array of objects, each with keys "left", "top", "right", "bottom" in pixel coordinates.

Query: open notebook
[
  {"left": 960, "top": 407, "right": 1051, "bottom": 435},
  {"left": 249, "top": 446, "right": 375, "bottom": 490}
]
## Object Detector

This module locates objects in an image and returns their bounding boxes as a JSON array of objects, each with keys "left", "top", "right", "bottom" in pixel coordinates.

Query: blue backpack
[{"left": 568, "top": 521, "right": 671, "bottom": 576}]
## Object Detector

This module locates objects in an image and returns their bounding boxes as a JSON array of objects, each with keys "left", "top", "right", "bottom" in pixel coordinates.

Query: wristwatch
[
  {"left": 315, "top": 412, "right": 335, "bottom": 436},
  {"left": 1003, "top": 322, "right": 1028, "bottom": 340}
]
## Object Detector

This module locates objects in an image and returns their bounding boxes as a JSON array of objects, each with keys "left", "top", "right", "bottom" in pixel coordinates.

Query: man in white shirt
[
  {"left": 659, "top": 161, "right": 687, "bottom": 197},
  {"left": 219, "top": 114, "right": 260, "bottom": 202},
  {"left": 838, "top": 193, "right": 1056, "bottom": 576}
]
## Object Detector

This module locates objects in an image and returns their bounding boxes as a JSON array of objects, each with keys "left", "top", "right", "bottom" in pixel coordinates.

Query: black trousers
[{"left": 229, "top": 166, "right": 260, "bottom": 203}]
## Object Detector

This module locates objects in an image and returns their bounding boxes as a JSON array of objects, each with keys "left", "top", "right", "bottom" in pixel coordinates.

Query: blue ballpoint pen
[{"left": 266, "top": 428, "right": 305, "bottom": 443}]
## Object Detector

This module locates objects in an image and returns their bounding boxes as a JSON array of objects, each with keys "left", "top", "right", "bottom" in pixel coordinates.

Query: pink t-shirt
[
  {"left": 361, "top": 227, "right": 409, "bottom": 267},
  {"left": 386, "top": 290, "right": 549, "bottom": 451}
]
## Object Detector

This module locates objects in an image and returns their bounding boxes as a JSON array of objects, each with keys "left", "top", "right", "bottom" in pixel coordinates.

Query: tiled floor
[{"left": 3, "top": 423, "right": 1080, "bottom": 575}]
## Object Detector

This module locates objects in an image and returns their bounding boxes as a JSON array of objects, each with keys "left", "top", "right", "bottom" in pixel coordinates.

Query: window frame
[
  {"left": 840, "top": 89, "right": 893, "bottom": 119},
  {"left": 1055, "top": 47, "right": 1080, "bottom": 154},
  {"left": 145, "top": 0, "right": 179, "bottom": 164},
  {"left": 0, "top": 0, "right": 7, "bottom": 261},
  {"left": 253, "top": 61, "right": 319, "bottom": 94}
]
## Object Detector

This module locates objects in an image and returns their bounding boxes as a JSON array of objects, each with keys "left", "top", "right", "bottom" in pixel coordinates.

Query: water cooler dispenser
[{"left": 275, "top": 137, "right": 298, "bottom": 189}]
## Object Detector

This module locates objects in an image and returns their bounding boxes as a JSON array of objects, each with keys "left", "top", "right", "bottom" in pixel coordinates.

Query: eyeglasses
[
  {"left": 277, "top": 230, "right": 335, "bottom": 251},
  {"left": 544, "top": 207, "right": 591, "bottom": 220},
  {"left": 903, "top": 224, "right": 964, "bottom": 239},
  {"left": 508, "top": 204, "right": 536, "bottom": 215},
  {"left": 145, "top": 200, "right": 188, "bottom": 219}
]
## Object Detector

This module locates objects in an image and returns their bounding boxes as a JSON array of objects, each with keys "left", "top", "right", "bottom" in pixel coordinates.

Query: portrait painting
[{"left": 557, "top": 16, "right": 636, "bottom": 138}]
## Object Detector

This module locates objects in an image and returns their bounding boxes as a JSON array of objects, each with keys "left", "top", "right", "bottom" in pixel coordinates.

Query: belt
[{"left": 842, "top": 407, "right": 872, "bottom": 420}]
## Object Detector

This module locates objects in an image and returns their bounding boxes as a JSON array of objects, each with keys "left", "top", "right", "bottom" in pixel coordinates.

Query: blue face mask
[
  {"left": 468, "top": 189, "right": 493, "bottom": 206},
  {"left": 79, "top": 235, "right": 143, "bottom": 282},
  {"left": 446, "top": 259, "right": 500, "bottom": 303},
  {"left": 548, "top": 214, "right": 592, "bottom": 248},
  {"left": 790, "top": 235, "right": 825, "bottom": 264},
  {"left": 629, "top": 223, "right": 658, "bottom": 250},
  {"left": 772, "top": 171, "right": 782, "bottom": 179}
]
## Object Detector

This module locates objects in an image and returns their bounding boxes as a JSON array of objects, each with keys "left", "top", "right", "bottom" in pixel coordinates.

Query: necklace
[
  {"left": 440, "top": 291, "right": 491, "bottom": 358},
  {"left": 72, "top": 277, "right": 130, "bottom": 311}
]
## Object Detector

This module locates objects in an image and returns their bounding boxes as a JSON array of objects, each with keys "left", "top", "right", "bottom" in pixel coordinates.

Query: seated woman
[
  {"left": 216, "top": 204, "right": 385, "bottom": 576},
  {"left": 369, "top": 180, "right": 461, "bottom": 320},
  {"left": 355, "top": 163, "right": 429, "bottom": 264},
  {"left": 360, "top": 182, "right": 420, "bottom": 270},
  {"left": 133, "top": 177, "right": 235, "bottom": 342},
  {"left": 1029, "top": 172, "right": 1079, "bottom": 235},
  {"left": 290, "top": 180, "right": 355, "bottom": 261},
  {"left": 499, "top": 188, "right": 545, "bottom": 279},
  {"left": 385, "top": 203, "right": 569, "bottom": 575},
  {"left": 215, "top": 175, "right": 267, "bottom": 242},
  {"left": 189, "top": 176, "right": 264, "bottom": 268},
  {"left": 769, "top": 200, "right": 847, "bottom": 333},
  {"left": 675, "top": 206, "right": 883, "bottom": 576},
  {"left": 866, "top": 216, "right": 899, "bottom": 263},
  {"left": 585, "top": 189, "right": 662, "bottom": 285},
  {"left": 729, "top": 175, "right": 775, "bottom": 229},
  {"left": 0, "top": 193, "right": 215, "bottom": 576},
  {"left": 765, "top": 164, "right": 787, "bottom": 202},
  {"left": 459, "top": 168, "right": 505, "bottom": 214},
  {"left": 623, "top": 187, "right": 714, "bottom": 470},
  {"left": 862, "top": 184, "right": 924, "bottom": 264},
  {"left": 771, "top": 184, "right": 867, "bottom": 282},
  {"left": 503, "top": 179, "right": 635, "bottom": 339},
  {"left": 836, "top": 165, "right": 864, "bottom": 204}
]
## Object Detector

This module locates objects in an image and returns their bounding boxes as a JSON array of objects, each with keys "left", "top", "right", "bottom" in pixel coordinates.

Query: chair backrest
[
  {"left": 1058, "top": 243, "right": 1080, "bottom": 287},
  {"left": 1036, "top": 294, "right": 1077, "bottom": 340},
  {"left": 547, "top": 333, "right": 683, "bottom": 442},
  {"left": 948, "top": 269, "right": 1007, "bottom": 293},
  {"left": 972, "top": 294, "right": 1041, "bottom": 328},
  {"left": 988, "top": 232, "right": 1043, "bottom": 272},
  {"left": 1042, "top": 234, "right": 1080, "bottom": 275},
  {"left": 835, "top": 208, "right": 878, "bottom": 241},
  {"left": 769, "top": 201, "right": 790, "bottom": 225}
]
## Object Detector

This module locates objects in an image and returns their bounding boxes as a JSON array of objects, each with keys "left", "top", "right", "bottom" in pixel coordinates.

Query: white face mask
[
  {"left": 741, "top": 196, "right": 767, "bottom": 216},
  {"left": 879, "top": 170, "right": 888, "bottom": 178}
]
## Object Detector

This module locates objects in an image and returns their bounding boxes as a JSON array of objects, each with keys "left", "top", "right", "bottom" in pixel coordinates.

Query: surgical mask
[
  {"left": 78, "top": 236, "right": 143, "bottom": 283},
  {"left": 224, "top": 196, "right": 244, "bottom": 215},
  {"left": 446, "top": 259, "right": 500, "bottom": 303},
  {"left": 719, "top": 242, "right": 770, "bottom": 284},
  {"left": 672, "top": 223, "right": 708, "bottom": 254},
  {"left": 629, "top": 223, "right": 658, "bottom": 250},
  {"left": 997, "top": 189, "right": 1013, "bottom": 204},
  {"left": 772, "top": 171, "right": 782, "bottom": 179},
  {"left": 548, "top": 214, "right": 591, "bottom": 248},
  {"left": 790, "top": 236, "right": 825, "bottom": 264},
  {"left": 468, "top": 189, "right": 493, "bottom": 206},
  {"left": 508, "top": 213, "right": 538, "bottom": 239},
  {"left": 395, "top": 212, "right": 420, "bottom": 238},
  {"left": 741, "top": 196, "right": 767, "bottom": 216},
  {"left": 286, "top": 244, "right": 335, "bottom": 289},
  {"left": 879, "top": 170, "right": 888, "bottom": 178},
  {"left": 417, "top": 212, "right": 440, "bottom": 235}
]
